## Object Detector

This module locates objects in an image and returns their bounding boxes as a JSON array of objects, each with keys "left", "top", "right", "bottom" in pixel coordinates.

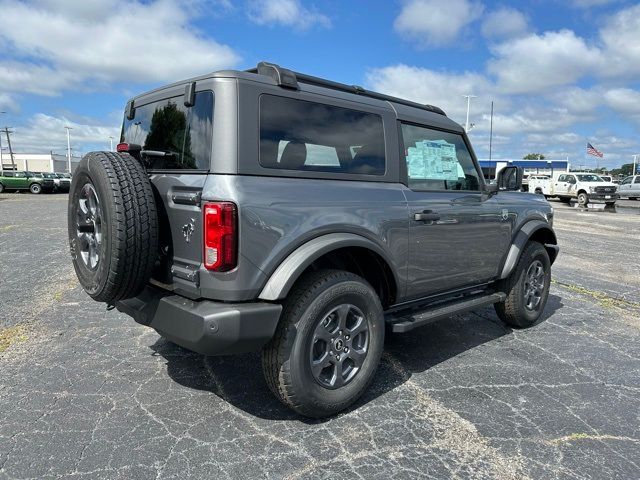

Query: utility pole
[
  {"left": 633, "top": 154, "right": 638, "bottom": 177},
  {"left": 4, "top": 127, "right": 16, "bottom": 171},
  {"left": 463, "top": 94, "right": 477, "bottom": 132},
  {"left": 109, "top": 136, "right": 114, "bottom": 151},
  {"left": 489, "top": 101, "right": 494, "bottom": 162},
  {"left": 65, "top": 126, "right": 73, "bottom": 173}
]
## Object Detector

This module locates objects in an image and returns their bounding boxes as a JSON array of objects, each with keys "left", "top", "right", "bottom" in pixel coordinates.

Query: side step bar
[{"left": 386, "top": 292, "right": 506, "bottom": 333}]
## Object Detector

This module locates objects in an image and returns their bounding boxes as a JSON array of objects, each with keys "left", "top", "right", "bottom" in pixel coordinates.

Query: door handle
[{"left": 414, "top": 210, "right": 441, "bottom": 222}]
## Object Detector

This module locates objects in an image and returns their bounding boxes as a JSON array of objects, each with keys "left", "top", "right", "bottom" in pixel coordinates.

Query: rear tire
[
  {"left": 495, "top": 242, "right": 551, "bottom": 328},
  {"left": 0, "top": 183, "right": 4, "bottom": 193},
  {"left": 68, "top": 151, "right": 158, "bottom": 303},
  {"left": 262, "top": 269, "right": 385, "bottom": 418},
  {"left": 29, "top": 183, "right": 42, "bottom": 194}
]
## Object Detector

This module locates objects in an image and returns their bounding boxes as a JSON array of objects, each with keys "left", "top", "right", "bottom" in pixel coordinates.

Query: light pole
[
  {"left": 463, "top": 95, "right": 477, "bottom": 132},
  {"left": 109, "top": 136, "right": 114, "bottom": 151},
  {"left": 0, "top": 111, "right": 5, "bottom": 174},
  {"left": 65, "top": 126, "right": 73, "bottom": 173},
  {"left": 633, "top": 154, "right": 638, "bottom": 177}
]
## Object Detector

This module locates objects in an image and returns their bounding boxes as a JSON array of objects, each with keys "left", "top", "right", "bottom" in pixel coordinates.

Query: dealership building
[{"left": 0, "top": 152, "right": 82, "bottom": 173}]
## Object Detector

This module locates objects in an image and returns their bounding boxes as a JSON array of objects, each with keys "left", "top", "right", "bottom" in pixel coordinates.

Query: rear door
[
  {"left": 12, "top": 172, "right": 29, "bottom": 189},
  {"left": 120, "top": 87, "right": 215, "bottom": 295},
  {"left": 554, "top": 174, "right": 570, "bottom": 195},
  {"left": 400, "top": 123, "right": 510, "bottom": 299}
]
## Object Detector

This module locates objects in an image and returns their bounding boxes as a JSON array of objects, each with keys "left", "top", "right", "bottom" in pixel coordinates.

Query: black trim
[{"left": 247, "top": 62, "right": 446, "bottom": 116}]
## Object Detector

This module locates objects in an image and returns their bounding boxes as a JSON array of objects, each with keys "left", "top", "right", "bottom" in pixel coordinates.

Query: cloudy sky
[{"left": 0, "top": 0, "right": 639, "bottom": 168}]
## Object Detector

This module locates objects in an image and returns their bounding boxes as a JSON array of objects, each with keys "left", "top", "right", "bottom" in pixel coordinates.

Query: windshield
[{"left": 576, "top": 174, "right": 603, "bottom": 182}]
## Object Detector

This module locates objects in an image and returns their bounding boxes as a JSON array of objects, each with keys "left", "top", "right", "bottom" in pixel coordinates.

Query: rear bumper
[{"left": 115, "top": 286, "right": 282, "bottom": 355}]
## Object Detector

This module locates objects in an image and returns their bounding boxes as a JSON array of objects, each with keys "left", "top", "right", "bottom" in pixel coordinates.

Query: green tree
[
  {"left": 609, "top": 163, "right": 634, "bottom": 177},
  {"left": 523, "top": 153, "right": 545, "bottom": 160}
]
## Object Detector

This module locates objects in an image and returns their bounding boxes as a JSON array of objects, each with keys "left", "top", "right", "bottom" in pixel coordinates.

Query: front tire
[
  {"left": 495, "top": 242, "right": 551, "bottom": 328},
  {"left": 30, "top": 183, "right": 42, "bottom": 194},
  {"left": 577, "top": 192, "right": 588, "bottom": 205},
  {"left": 262, "top": 269, "right": 385, "bottom": 418}
]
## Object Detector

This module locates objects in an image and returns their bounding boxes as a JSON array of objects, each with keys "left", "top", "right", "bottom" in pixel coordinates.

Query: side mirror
[{"left": 497, "top": 166, "right": 523, "bottom": 191}]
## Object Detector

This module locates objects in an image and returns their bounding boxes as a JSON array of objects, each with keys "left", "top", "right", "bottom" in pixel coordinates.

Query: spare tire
[{"left": 68, "top": 151, "right": 158, "bottom": 303}]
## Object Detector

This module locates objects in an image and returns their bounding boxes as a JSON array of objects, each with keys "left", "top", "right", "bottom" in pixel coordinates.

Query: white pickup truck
[{"left": 528, "top": 172, "right": 618, "bottom": 205}]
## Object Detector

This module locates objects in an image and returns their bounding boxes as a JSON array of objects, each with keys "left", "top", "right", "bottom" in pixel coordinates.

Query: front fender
[
  {"left": 499, "top": 220, "right": 558, "bottom": 279},
  {"left": 258, "top": 233, "right": 396, "bottom": 301}
]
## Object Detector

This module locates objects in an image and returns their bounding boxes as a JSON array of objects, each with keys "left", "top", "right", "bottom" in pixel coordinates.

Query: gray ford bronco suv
[{"left": 68, "top": 62, "right": 558, "bottom": 417}]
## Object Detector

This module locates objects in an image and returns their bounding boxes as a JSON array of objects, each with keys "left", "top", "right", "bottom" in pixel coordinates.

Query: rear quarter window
[
  {"left": 259, "top": 95, "right": 385, "bottom": 175},
  {"left": 120, "top": 91, "right": 214, "bottom": 170}
]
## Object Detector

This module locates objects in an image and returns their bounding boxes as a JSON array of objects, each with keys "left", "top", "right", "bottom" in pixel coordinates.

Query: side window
[
  {"left": 634, "top": 177, "right": 640, "bottom": 184},
  {"left": 120, "top": 91, "right": 214, "bottom": 170},
  {"left": 567, "top": 175, "right": 576, "bottom": 183},
  {"left": 557, "top": 175, "right": 565, "bottom": 182},
  {"left": 621, "top": 177, "right": 631, "bottom": 185},
  {"left": 400, "top": 123, "right": 480, "bottom": 191},
  {"left": 259, "top": 95, "right": 385, "bottom": 175},
  {"left": 14, "top": 172, "right": 25, "bottom": 178}
]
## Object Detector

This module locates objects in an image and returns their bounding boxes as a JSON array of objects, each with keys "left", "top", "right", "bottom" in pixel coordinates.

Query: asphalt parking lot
[{"left": 1, "top": 192, "right": 639, "bottom": 479}]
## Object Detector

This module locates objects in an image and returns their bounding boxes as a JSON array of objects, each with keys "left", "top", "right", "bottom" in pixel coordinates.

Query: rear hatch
[{"left": 119, "top": 88, "right": 214, "bottom": 298}]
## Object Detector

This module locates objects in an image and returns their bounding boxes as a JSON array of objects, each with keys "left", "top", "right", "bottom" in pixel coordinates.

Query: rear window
[
  {"left": 259, "top": 95, "right": 385, "bottom": 175},
  {"left": 120, "top": 91, "right": 214, "bottom": 170}
]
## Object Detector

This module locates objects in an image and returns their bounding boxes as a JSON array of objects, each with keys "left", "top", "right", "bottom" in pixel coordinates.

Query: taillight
[
  {"left": 116, "top": 142, "right": 141, "bottom": 153},
  {"left": 203, "top": 202, "right": 237, "bottom": 271}
]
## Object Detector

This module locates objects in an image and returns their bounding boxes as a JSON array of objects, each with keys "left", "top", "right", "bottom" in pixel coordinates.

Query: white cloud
[
  {"left": 366, "top": 64, "right": 495, "bottom": 120},
  {"left": 9, "top": 113, "right": 120, "bottom": 155},
  {"left": 247, "top": 0, "right": 330, "bottom": 30},
  {"left": 599, "top": 4, "right": 640, "bottom": 78},
  {"left": 0, "top": 62, "right": 81, "bottom": 96},
  {"left": 481, "top": 8, "right": 528, "bottom": 39},
  {"left": 487, "top": 30, "right": 602, "bottom": 94},
  {"left": 0, "top": 0, "right": 240, "bottom": 95},
  {"left": 603, "top": 88, "right": 640, "bottom": 119},
  {"left": 394, "top": 0, "right": 483, "bottom": 47},
  {"left": 571, "top": 0, "right": 619, "bottom": 7},
  {"left": 0, "top": 93, "right": 19, "bottom": 113}
]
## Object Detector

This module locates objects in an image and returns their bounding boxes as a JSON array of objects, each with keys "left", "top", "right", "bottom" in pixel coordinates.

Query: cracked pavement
[{"left": 1, "top": 193, "right": 639, "bottom": 479}]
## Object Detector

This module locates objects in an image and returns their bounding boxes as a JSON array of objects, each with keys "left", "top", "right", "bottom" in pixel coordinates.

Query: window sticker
[{"left": 407, "top": 140, "right": 459, "bottom": 181}]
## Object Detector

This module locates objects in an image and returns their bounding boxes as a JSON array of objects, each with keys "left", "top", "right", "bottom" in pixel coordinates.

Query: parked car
[
  {"left": 529, "top": 172, "right": 618, "bottom": 205},
  {"left": 598, "top": 175, "right": 619, "bottom": 184},
  {"left": 52, "top": 172, "right": 71, "bottom": 192},
  {"left": 0, "top": 170, "right": 55, "bottom": 194},
  {"left": 618, "top": 175, "right": 640, "bottom": 199},
  {"left": 67, "top": 62, "right": 559, "bottom": 417}
]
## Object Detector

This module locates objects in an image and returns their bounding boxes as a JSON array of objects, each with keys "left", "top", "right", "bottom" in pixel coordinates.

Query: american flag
[{"left": 587, "top": 143, "right": 603, "bottom": 158}]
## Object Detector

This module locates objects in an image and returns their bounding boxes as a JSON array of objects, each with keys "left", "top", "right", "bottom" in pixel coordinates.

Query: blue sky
[{"left": 0, "top": 0, "right": 639, "bottom": 169}]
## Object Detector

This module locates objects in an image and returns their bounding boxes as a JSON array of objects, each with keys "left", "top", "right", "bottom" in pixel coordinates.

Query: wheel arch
[
  {"left": 258, "top": 233, "right": 399, "bottom": 308},
  {"left": 499, "top": 220, "right": 558, "bottom": 280}
]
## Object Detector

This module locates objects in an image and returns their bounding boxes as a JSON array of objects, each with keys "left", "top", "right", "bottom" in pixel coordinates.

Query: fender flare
[
  {"left": 499, "top": 220, "right": 558, "bottom": 280},
  {"left": 258, "top": 232, "right": 397, "bottom": 301}
]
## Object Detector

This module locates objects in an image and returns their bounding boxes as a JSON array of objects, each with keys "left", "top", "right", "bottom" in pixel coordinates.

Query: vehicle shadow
[{"left": 149, "top": 294, "right": 563, "bottom": 423}]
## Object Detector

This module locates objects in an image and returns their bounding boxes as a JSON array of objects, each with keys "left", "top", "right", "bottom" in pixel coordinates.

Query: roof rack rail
[{"left": 247, "top": 61, "right": 446, "bottom": 116}]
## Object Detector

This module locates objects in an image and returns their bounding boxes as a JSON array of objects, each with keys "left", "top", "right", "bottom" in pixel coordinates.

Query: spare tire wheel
[{"left": 68, "top": 151, "right": 158, "bottom": 303}]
